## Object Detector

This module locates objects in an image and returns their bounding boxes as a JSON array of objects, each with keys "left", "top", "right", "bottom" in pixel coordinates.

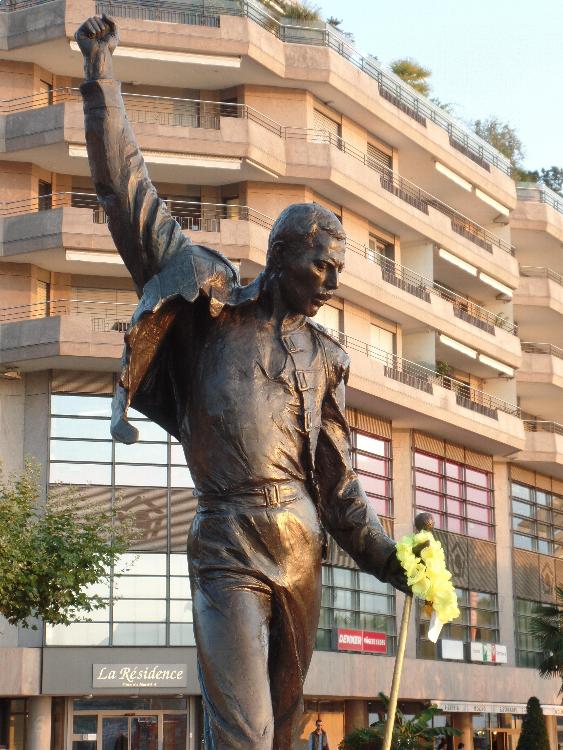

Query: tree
[
  {"left": 278, "top": 0, "right": 321, "bottom": 21},
  {"left": 538, "top": 166, "right": 563, "bottom": 194},
  {"left": 515, "top": 697, "right": 550, "bottom": 750},
  {"left": 339, "top": 693, "right": 460, "bottom": 750},
  {"left": 0, "top": 461, "right": 134, "bottom": 629},
  {"left": 530, "top": 586, "right": 563, "bottom": 692},
  {"left": 473, "top": 117, "right": 525, "bottom": 176},
  {"left": 390, "top": 58, "right": 431, "bottom": 97}
]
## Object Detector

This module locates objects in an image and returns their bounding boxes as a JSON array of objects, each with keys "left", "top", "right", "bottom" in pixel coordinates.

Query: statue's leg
[{"left": 191, "top": 570, "right": 275, "bottom": 750}]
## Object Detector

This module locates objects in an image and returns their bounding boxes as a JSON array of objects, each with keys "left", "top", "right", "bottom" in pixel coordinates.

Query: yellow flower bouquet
[{"left": 396, "top": 529, "right": 459, "bottom": 642}]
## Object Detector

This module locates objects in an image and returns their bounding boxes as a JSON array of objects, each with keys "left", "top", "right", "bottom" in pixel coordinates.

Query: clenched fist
[{"left": 75, "top": 14, "right": 119, "bottom": 81}]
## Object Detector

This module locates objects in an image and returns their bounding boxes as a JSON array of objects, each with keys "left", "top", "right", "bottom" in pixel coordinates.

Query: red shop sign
[{"left": 336, "top": 628, "right": 387, "bottom": 654}]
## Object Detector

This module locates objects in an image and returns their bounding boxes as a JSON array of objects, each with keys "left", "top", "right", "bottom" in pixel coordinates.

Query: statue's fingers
[
  {"left": 102, "top": 13, "right": 117, "bottom": 33},
  {"left": 84, "top": 19, "right": 97, "bottom": 37}
]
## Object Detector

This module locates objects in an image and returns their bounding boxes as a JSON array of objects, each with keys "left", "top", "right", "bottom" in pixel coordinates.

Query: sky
[{"left": 316, "top": 0, "right": 561, "bottom": 170}]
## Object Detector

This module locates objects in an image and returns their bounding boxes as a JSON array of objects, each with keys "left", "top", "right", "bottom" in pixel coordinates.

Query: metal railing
[
  {"left": 344, "top": 237, "right": 517, "bottom": 334},
  {"left": 517, "top": 183, "right": 563, "bottom": 215},
  {"left": 0, "top": 192, "right": 515, "bottom": 334},
  {"left": 0, "top": 0, "right": 57, "bottom": 10},
  {"left": 0, "top": 297, "right": 137, "bottom": 330},
  {"left": 519, "top": 266, "right": 563, "bottom": 286},
  {"left": 324, "top": 327, "right": 520, "bottom": 420},
  {"left": 90, "top": 0, "right": 511, "bottom": 176},
  {"left": 0, "top": 88, "right": 514, "bottom": 256},
  {"left": 523, "top": 420, "right": 563, "bottom": 436},
  {"left": 521, "top": 342, "right": 563, "bottom": 360}
]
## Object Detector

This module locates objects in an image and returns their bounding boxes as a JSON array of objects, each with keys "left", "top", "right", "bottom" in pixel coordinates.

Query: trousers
[{"left": 187, "top": 484, "right": 323, "bottom": 750}]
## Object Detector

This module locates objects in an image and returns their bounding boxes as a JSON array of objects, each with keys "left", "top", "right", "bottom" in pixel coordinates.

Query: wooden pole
[{"left": 381, "top": 512, "right": 435, "bottom": 750}]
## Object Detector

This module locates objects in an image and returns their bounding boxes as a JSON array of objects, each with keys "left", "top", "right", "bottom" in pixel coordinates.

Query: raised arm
[
  {"left": 315, "top": 360, "right": 410, "bottom": 594},
  {"left": 76, "top": 15, "right": 186, "bottom": 293}
]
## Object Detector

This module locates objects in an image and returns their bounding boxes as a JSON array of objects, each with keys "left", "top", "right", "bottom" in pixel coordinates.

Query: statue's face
[{"left": 278, "top": 231, "right": 345, "bottom": 317}]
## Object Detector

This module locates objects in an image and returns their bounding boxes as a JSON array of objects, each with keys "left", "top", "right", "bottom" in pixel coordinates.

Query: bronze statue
[{"left": 76, "top": 16, "right": 410, "bottom": 750}]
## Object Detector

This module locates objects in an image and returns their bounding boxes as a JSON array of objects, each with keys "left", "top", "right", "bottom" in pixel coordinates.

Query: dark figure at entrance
[{"left": 76, "top": 15, "right": 410, "bottom": 750}]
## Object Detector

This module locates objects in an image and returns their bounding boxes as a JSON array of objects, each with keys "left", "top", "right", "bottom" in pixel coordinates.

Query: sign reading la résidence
[{"left": 93, "top": 664, "right": 188, "bottom": 688}]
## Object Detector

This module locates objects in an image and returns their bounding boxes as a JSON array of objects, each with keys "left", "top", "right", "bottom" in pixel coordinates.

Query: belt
[{"left": 196, "top": 480, "right": 304, "bottom": 511}]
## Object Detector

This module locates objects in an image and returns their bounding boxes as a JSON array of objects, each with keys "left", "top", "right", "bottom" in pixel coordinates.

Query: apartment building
[{"left": 0, "top": 1, "right": 561, "bottom": 749}]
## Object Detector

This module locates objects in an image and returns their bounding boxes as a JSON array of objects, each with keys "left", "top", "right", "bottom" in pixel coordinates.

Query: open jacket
[{"left": 80, "top": 77, "right": 399, "bottom": 581}]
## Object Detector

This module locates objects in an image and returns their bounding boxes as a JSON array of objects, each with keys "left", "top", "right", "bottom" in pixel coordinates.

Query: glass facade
[
  {"left": 316, "top": 566, "right": 396, "bottom": 655},
  {"left": 46, "top": 552, "right": 193, "bottom": 646},
  {"left": 350, "top": 429, "right": 392, "bottom": 518},
  {"left": 413, "top": 450, "right": 494, "bottom": 539},
  {"left": 514, "top": 598, "right": 543, "bottom": 668},
  {"left": 511, "top": 481, "right": 563, "bottom": 556},
  {"left": 417, "top": 589, "right": 499, "bottom": 660}
]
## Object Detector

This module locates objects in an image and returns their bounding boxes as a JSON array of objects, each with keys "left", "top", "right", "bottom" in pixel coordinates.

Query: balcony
[
  {"left": 0, "top": 298, "right": 136, "bottom": 370},
  {"left": 325, "top": 328, "right": 523, "bottom": 454},
  {"left": 514, "top": 267, "right": 563, "bottom": 346},
  {"left": 0, "top": 89, "right": 517, "bottom": 284},
  {"left": 514, "top": 421, "right": 563, "bottom": 480},
  {"left": 512, "top": 184, "right": 563, "bottom": 265},
  {"left": 517, "top": 343, "right": 563, "bottom": 422},
  {"left": 0, "top": 0, "right": 515, "bottom": 208},
  {"left": 0, "top": 193, "right": 520, "bottom": 366}
]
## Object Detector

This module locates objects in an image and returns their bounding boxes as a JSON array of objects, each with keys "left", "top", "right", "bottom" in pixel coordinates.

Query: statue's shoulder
[
  {"left": 307, "top": 318, "right": 350, "bottom": 373},
  {"left": 139, "top": 242, "right": 240, "bottom": 315}
]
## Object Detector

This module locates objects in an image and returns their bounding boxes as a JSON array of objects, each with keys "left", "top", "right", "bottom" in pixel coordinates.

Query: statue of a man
[{"left": 76, "top": 15, "right": 410, "bottom": 750}]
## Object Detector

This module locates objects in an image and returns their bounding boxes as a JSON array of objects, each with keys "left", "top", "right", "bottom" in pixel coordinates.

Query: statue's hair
[{"left": 266, "top": 203, "right": 345, "bottom": 268}]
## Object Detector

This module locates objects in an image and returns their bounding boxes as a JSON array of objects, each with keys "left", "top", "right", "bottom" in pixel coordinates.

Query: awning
[{"left": 432, "top": 700, "right": 563, "bottom": 716}]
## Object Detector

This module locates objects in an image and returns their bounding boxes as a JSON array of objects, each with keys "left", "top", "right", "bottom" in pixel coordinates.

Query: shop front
[{"left": 69, "top": 696, "right": 201, "bottom": 750}]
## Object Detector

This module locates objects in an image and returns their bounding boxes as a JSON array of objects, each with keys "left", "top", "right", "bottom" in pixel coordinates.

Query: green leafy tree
[
  {"left": 279, "top": 0, "right": 321, "bottom": 21},
  {"left": 530, "top": 586, "right": 563, "bottom": 692},
  {"left": 339, "top": 693, "right": 460, "bottom": 750},
  {"left": 473, "top": 118, "right": 525, "bottom": 177},
  {"left": 390, "top": 58, "right": 432, "bottom": 96},
  {"left": 538, "top": 166, "right": 563, "bottom": 194},
  {"left": 515, "top": 697, "right": 550, "bottom": 750},
  {"left": 0, "top": 461, "right": 134, "bottom": 629}
]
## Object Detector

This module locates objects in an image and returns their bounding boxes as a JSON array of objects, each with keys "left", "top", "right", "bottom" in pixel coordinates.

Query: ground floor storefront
[{"left": 2, "top": 694, "right": 562, "bottom": 750}]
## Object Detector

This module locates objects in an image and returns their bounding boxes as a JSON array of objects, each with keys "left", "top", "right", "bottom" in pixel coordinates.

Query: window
[
  {"left": 511, "top": 481, "right": 563, "bottom": 556},
  {"left": 418, "top": 589, "right": 499, "bottom": 660},
  {"left": 38, "top": 180, "right": 52, "bottom": 211},
  {"left": 370, "top": 324, "right": 395, "bottom": 363},
  {"left": 414, "top": 450, "right": 494, "bottom": 539},
  {"left": 313, "top": 303, "right": 340, "bottom": 332},
  {"left": 515, "top": 599, "right": 543, "bottom": 668},
  {"left": 313, "top": 109, "right": 341, "bottom": 146},
  {"left": 49, "top": 394, "right": 193, "bottom": 489},
  {"left": 45, "top": 553, "right": 194, "bottom": 647},
  {"left": 316, "top": 566, "right": 395, "bottom": 654},
  {"left": 47, "top": 387, "right": 197, "bottom": 648},
  {"left": 368, "top": 232, "right": 395, "bottom": 262},
  {"left": 350, "top": 428, "right": 392, "bottom": 517},
  {"left": 366, "top": 142, "right": 392, "bottom": 171}
]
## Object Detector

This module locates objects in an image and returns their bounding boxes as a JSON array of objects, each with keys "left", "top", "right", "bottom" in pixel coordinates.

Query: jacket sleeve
[
  {"left": 80, "top": 78, "right": 188, "bottom": 294},
  {"left": 315, "top": 351, "right": 398, "bottom": 581}
]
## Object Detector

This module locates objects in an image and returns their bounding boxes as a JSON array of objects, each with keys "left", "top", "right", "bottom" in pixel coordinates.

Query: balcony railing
[
  {"left": 344, "top": 237, "right": 517, "bottom": 335},
  {"left": 0, "top": 298, "right": 137, "bottom": 331},
  {"left": 523, "top": 420, "right": 563, "bottom": 436},
  {"left": 517, "top": 183, "right": 563, "bottom": 215},
  {"left": 0, "top": 192, "right": 515, "bottom": 335},
  {"left": 0, "top": 0, "right": 56, "bottom": 10},
  {"left": 519, "top": 266, "right": 563, "bottom": 286},
  {"left": 85, "top": 0, "right": 512, "bottom": 176},
  {"left": 521, "top": 342, "right": 563, "bottom": 360},
  {"left": 324, "top": 327, "right": 520, "bottom": 420},
  {"left": 0, "top": 89, "right": 514, "bottom": 256}
]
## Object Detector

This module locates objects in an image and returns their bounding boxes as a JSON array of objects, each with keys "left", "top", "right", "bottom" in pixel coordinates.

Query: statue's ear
[{"left": 267, "top": 240, "right": 285, "bottom": 272}]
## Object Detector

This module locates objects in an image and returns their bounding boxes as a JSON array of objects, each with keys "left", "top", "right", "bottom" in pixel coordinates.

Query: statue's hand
[
  {"left": 75, "top": 14, "right": 119, "bottom": 81},
  {"left": 381, "top": 547, "right": 411, "bottom": 595}
]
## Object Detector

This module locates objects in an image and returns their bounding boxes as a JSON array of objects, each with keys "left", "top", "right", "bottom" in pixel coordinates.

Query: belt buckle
[{"left": 264, "top": 484, "right": 280, "bottom": 507}]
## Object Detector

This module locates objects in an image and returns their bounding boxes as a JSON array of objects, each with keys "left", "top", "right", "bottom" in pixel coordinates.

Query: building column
[
  {"left": 451, "top": 712, "right": 472, "bottom": 750},
  {"left": 493, "top": 460, "right": 516, "bottom": 662},
  {"left": 545, "top": 714, "right": 557, "bottom": 750},
  {"left": 25, "top": 697, "right": 51, "bottom": 750},
  {"left": 344, "top": 700, "right": 368, "bottom": 735}
]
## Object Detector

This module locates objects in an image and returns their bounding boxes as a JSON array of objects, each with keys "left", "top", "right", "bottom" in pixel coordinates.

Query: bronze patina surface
[{"left": 76, "top": 15, "right": 409, "bottom": 750}]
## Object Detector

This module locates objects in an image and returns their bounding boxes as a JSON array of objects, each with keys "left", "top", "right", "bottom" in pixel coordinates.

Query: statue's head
[{"left": 265, "top": 203, "right": 346, "bottom": 317}]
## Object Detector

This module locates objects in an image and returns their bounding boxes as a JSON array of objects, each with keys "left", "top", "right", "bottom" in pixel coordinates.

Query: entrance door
[{"left": 102, "top": 716, "right": 158, "bottom": 750}]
